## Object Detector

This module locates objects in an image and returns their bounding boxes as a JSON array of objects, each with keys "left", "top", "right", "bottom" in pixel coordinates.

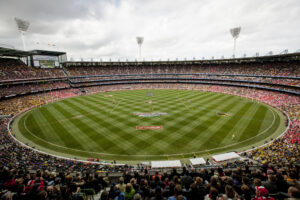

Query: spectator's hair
[
  {"left": 254, "top": 178, "right": 262, "bottom": 186},
  {"left": 36, "top": 190, "right": 47, "bottom": 200},
  {"left": 125, "top": 183, "right": 132, "bottom": 193},
  {"left": 242, "top": 176, "right": 250, "bottom": 185},
  {"left": 174, "top": 184, "right": 182, "bottom": 195},
  {"left": 225, "top": 185, "right": 235, "bottom": 199},
  {"left": 133, "top": 193, "right": 142, "bottom": 200},
  {"left": 119, "top": 177, "right": 124, "bottom": 183},
  {"left": 268, "top": 174, "right": 277, "bottom": 182},
  {"left": 288, "top": 186, "right": 300, "bottom": 198},
  {"left": 100, "top": 190, "right": 109, "bottom": 200},
  {"left": 210, "top": 176, "right": 219, "bottom": 187},
  {"left": 176, "top": 195, "right": 185, "bottom": 200},
  {"left": 195, "top": 176, "right": 203, "bottom": 184},
  {"left": 209, "top": 187, "right": 219, "bottom": 200}
]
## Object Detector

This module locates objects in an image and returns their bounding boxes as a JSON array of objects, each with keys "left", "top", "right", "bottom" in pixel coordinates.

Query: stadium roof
[
  {"left": 29, "top": 49, "right": 66, "bottom": 56},
  {"left": 0, "top": 47, "right": 66, "bottom": 57},
  {"left": 64, "top": 52, "right": 300, "bottom": 66},
  {"left": 0, "top": 47, "right": 31, "bottom": 57}
]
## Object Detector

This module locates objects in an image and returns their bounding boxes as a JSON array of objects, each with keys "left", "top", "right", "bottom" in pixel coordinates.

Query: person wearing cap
[{"left": 253, "top": 186, "right": 275, "bottom": 200}]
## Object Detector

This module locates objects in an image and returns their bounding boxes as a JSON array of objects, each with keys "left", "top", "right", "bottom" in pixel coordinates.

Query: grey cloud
[{"left": 0, "top": 0, "right": 300, "bottom": 60}]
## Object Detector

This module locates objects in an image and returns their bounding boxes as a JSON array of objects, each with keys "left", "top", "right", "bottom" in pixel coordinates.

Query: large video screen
[
  {"left": 39, "top": 60, "right": 55, "bottom": 68},
  {"left": 33, "top": 55, "right": 59, "bottom": 68}
]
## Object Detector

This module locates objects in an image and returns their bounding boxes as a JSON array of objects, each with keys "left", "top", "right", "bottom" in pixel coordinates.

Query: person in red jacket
[{"left": 253, "top": 186, "right": 274, "bottom": 200}]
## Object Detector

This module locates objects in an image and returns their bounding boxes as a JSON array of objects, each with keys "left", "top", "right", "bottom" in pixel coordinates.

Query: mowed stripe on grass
[{"left": 16, "top": 89, "right": 286, "bottom": 160}]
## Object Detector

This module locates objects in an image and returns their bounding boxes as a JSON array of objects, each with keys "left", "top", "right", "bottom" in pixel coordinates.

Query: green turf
[{"left": 12, "top": 90, "right": 287, "bottom": 162}]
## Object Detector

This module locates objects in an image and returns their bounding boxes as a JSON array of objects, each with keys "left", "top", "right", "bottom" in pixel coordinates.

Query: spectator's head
[
  {"left": 125, "top": 183, "right": 132, "bottom": 193},
  {"left": 288, "top": 187, "right": 300, "bottom": 199},
  {"left": 209, "top": 187, "right": 219, "bottom": 200},
  {"left": 267, "top": 174, "right": 276, "bottom": 183},
  {"left": 133, "top": 193, "right": 142, "bottom": 200},
  {"left": 241, "top": 184, "right": 251, "bottom": 196},
  {"left": 254, "top": 178, "right": 262, "bottom": 186},
  {"left": 174, "top": 184, "right": 183, "bottom": 196},
  {"left": 225, "top": 177, "right": 234, "bottom": 186},
  {"left": 225, "top": 185, "right": 235, "bottom": 198},
  {"left": 36, "top": 190, "right": 47, "bottom": 200},
  {"left": 242, "top": 176, "right": 250, "bottom": 185},
  {"left": 176, "top": 195, "right": 185, "bottom": 200},
  {"left": 195, "top": 177, "right": 203, "bottom": 184},
  {"left": 256, "top": 186, "right": 269, "bottom": 197},
  {"left": 100, "top": 190, "right": 109, "bottom": 200},
  {"left": 130, "top": 178, "right": 136, "bottom": 185},
  {"left": 210, "top": 176, "right": 218, "bottom": 186},
  {"left": 119, "top": 177, "right": 124, "bottom": 184}
]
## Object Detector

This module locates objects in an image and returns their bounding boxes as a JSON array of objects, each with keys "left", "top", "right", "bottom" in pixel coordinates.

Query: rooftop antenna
[
  {"left": 136, "top": 37, "right": 144, "bottom": 61},
  {"left": 265, "top": 51, "right": 273, "bottom": 56},
  {"left": 14, "top": 17, "right": 30, "bottom": 51},
  {"left": 230, "top": 27, "right": 241, "bottom": 58}
]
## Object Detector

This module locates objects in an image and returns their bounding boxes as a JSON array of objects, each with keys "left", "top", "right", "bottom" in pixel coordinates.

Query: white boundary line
[{"left": 7, "top": 89, "right": 289, "bottom": 160}]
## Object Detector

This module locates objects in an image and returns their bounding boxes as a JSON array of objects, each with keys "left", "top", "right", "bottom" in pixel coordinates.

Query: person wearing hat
[{"left": 253, "top": 186, "right": 275, "bottom": 200}]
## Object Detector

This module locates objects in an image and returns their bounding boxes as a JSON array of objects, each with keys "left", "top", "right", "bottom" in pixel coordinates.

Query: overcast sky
[{"left": 0, "top": 0, "right": 300, "bottom": 61}]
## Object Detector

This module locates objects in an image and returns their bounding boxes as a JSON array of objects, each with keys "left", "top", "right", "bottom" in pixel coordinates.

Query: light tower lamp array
[
  {"left": 230, "top": 27, "right": 241, "bottom": 58},
  {"left": 14, "top": 17, "right": 30, "bottom": 51},
  {"left": 136, "top": 37, "right": 144, "bottom": 61}
]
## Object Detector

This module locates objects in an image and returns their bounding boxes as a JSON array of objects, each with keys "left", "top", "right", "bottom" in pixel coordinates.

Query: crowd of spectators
[
  {"left": 0, "top": 58, "right": 65, "bottom": 81},
  {"left": 0, "top": 82, "right": 70, "bottom": 98},
  {"left": 1, "top": 58, "right": 299, "bottom": 99},
  {"left": 64, "top": 63, "right": 300, "bottom": 77},
  {"left": 0, "top": 84, "right": 299, "bottom": 199},
  {"left": 0, "top": 57, "right": 300, "bottom": 199},
  {"left": 0, "top": 156, "right": 299, "bottom": 199}
]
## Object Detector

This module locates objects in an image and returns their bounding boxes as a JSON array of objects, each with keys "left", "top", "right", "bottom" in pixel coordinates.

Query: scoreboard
[{"left": 33, "top": 55, "right": 60, "bottom": 68}]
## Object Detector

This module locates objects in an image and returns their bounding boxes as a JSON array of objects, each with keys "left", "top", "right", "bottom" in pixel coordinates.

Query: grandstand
[{"left": 0, "top": 46, "right": 299, "bottom": 199}]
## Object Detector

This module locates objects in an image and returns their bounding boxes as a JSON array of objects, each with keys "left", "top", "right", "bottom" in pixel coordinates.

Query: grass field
[{"left": 12, "top": 89, "right": 286, "bottom": 162}]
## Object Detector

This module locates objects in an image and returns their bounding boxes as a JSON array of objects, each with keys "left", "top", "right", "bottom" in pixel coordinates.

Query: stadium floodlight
[
  {"left": 280, "top": 49, "right": 288, "bottom": 54},
  {"left": 136, "top": 37, "right": 144, "bottom": 60},
  {"left": 230, "top": 27, "right": 241, "bottom": 57},
  {"left": 14, "top": 17, "right": 30, "bottom": 51}
]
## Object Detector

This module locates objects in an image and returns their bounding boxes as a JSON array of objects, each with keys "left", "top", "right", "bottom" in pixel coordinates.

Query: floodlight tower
[
  {"left": 14, "top": 17, "right": 30, "bottom": 51},
  {"left": 230, "top": 27, "right": 241, "bottom": 57},
  {"left": 136, "top": 37, "right": 144, "bottom": 60}
]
